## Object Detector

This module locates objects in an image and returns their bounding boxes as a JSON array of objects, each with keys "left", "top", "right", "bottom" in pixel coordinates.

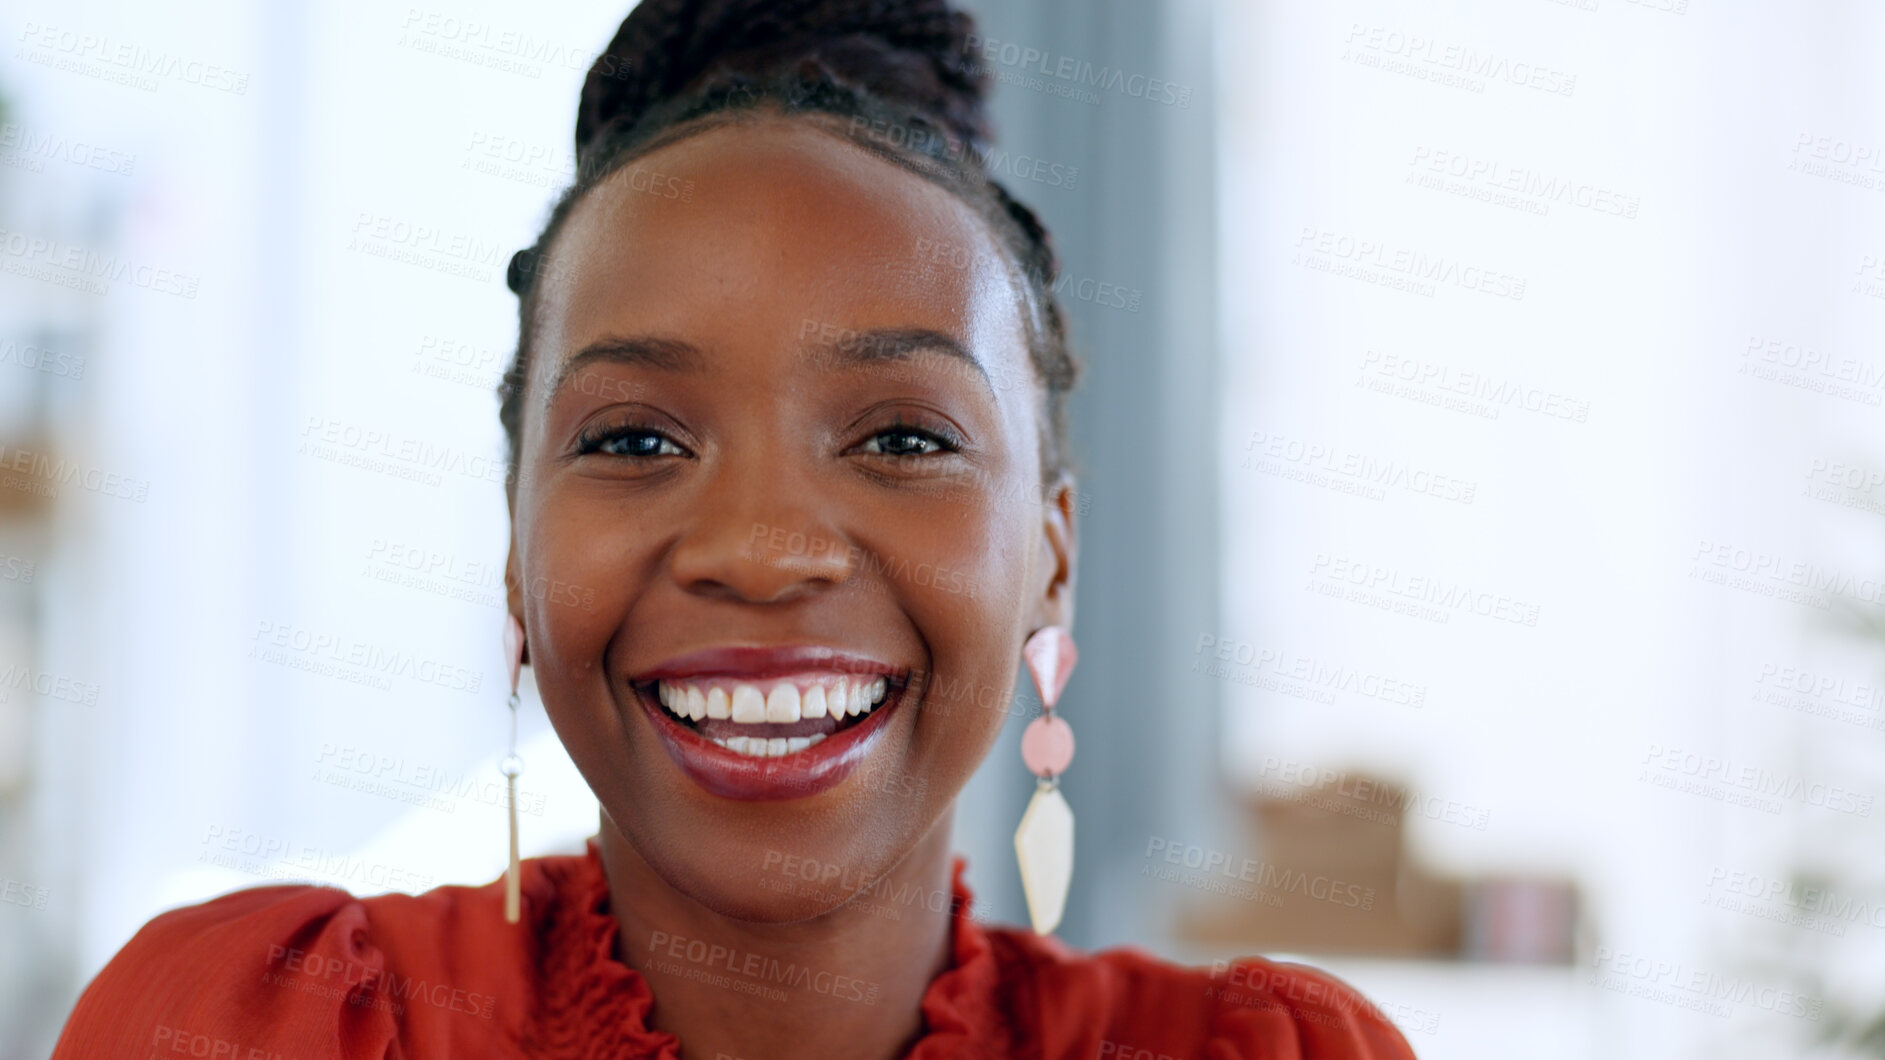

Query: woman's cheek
[
  {"left": 522, "top": 493, "right": 640, "bottom": 683},
  {"left": 918, "top": 489, "right": 1015, "bottom": 591}
]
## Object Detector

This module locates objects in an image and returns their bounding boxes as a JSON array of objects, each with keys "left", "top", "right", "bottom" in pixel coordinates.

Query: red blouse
[{"left": 53, "top": 841, "right": 1415, "bottom": 1058}]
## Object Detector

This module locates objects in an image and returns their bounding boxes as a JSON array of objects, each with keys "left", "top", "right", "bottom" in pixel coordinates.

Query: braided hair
[{"left": 498, "top": 0, "right": 1080, "bottom": 487}]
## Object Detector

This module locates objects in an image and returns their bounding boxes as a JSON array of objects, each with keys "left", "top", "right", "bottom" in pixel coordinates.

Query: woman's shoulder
[
  {"left": 51, "top": 881, "right": 402, "bottom": 1059},
  {"left": 977, "top": 924, "right": 1417, "bottom": 1060},
  {"left": 50, "top": 855, "right": 587, "bottom": 1059}
]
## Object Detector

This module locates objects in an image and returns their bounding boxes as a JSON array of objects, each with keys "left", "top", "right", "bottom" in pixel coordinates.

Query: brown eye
[
  {"left": 858, "top": 424, "right": 961, "bottom": 457},
  {"left": 576, "top": 424, "right": 687, "bottom": 458}
]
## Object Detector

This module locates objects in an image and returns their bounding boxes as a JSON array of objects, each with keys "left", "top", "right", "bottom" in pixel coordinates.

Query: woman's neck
[{"left": 597, "top": 809, "right": 959, "bottom": 1060}]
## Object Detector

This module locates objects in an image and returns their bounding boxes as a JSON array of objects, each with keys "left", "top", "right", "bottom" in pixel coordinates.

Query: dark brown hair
[{"left": 498, "top": 0, "right": 1080, "bottom": 485}]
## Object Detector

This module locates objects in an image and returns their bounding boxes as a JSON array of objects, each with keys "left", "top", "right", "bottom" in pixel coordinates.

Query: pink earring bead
[
  {"left": 1021, "top": 714, "right": 1075, "bottom": 777},
  {"left": 1023, "top": 627, "right": 1077, "bottom": 710}
]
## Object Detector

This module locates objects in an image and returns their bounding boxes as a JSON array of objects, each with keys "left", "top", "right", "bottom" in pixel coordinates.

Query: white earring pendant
[{"left": 1014, "top": 778, "right": 1074, "bottom": 934}]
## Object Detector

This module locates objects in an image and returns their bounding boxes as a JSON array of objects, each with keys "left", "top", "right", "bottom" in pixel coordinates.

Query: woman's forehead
[{"left": 532, "top": 120, "right": 1027, "bottom": 372}]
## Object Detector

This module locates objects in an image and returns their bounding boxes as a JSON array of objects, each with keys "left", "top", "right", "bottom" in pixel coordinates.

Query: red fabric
[{"left": 54, "top": 841, "right": 1416, "bottom": 1059}]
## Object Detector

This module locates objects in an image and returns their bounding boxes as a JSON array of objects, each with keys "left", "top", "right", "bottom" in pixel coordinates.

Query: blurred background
[{"left": 1, "top": 0, "right": 1882, "bottom": 1056}]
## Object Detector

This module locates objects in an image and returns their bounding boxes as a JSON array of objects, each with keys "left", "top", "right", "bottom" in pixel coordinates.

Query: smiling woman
[{"left": 50, "top": 1, "right": 1410, "bottom": 1058}]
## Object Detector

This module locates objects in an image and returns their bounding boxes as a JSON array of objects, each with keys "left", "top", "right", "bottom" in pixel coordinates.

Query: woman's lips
[{"left": 628, "top": 646, "right": 911, "bottom": 801}]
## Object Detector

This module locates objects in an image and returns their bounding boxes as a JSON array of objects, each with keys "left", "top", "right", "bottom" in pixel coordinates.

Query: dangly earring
[
  {"left": 502, "top": 615, "right": 527, "bottom": 924},
  {"left": 1014, "top": 626, "right": 1077, "bottom": 935}
]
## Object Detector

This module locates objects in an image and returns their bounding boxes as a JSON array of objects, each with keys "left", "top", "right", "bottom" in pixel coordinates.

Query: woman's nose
[{"left": 665, "top": 462, "right": 856, "bottom": 605}]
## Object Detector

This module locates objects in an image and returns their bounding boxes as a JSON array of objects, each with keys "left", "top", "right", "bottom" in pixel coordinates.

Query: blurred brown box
[{"left": 1175, "top": 772, "right": 1575, "bottom": 962}]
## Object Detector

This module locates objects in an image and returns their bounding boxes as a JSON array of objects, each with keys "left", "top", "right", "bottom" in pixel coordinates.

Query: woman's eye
[
  {"left": 860, "top": 426, "right": 958, "bottom": 457},
  {"left": 577, "top": 427, "right": 686, "bottom": 458}
]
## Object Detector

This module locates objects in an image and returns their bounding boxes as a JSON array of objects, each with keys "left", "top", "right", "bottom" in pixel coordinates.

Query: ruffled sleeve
[
  {"left": 919, "top": 860, "right": 1417, "bottom": 1060},
  {"left": 1204, "top": 956, "right": 1417, "bottom": 1059},
  {"left": 51, "top": 884, "right": 403, "bottom": 1060}
]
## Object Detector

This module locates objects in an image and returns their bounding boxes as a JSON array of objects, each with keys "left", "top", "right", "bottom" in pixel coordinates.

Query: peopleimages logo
[
  {"left": 1193, "top": 634, "right": 1427, "bottom": 707},
  {"left": 841, "top": 115, "right": 1080, "bottom": 190},
  {"left": 1357, "top": 349, "right": 1591, "bottom": 424},
  {"left": 957, "top": 34, "right": 1193, "bottom": 108},
  {"left": 0, "top": 225, "right": 200, "bottom": 298},
  {"left": 1639, "top": 744, "right": 1873, "bottom": 817},
  {"left": 249, "top": 619, "right": 485, "bottom": 694},
  {"left": 0, "top": 443, "right": 151, "bottom": 502},
  {"left": 1243, "top": 429, "right": 1478, "bottom": 504},
  {"left": 16, "top": 21, "right": 251, "bottom": 94},
  {"left": 1256, "top": 757, "right": 1492, "bottom": 831},
  {"left": 1292, "top": 227, "right": 1527, "bottom": 300},
  {"left": 748, "top": 522, "right": 978, "bottom": 600},
  {"left": 1406, "top": 146, "right": 1638, "bottom": 219},
  {"left": 0, "top": 553, "right": 33, "bottom": 583},
  {"left": 396, "top": 7, "right": 635, "bottom": 81},
  {"left": 2, "top": 879, "right": 49, "bottom": 911},
  {"left": 1589, "top": 947, "right": 1823, "bottom": 1021},
  {"left": 299, "top": 416, "right": 509, "bottom": 487},
  {"left": 646, "top": 930, "right": 881, "bottom": 1005},
  {"left": 265, "top": 944, "right": 496, "bottom": 1020},
  {"left": 1307, "top": 552, "right": 1539, "bottom": 627},
  {"left": 0, "top": 664, "right": 99, "bottom": 706},
  {"left": 0, "top": 121, "right": 136, "bottom": 175},
  {"left": 1706, "top": 867, "right": 1885, "bottom": 930},
  {"left": 1340, "top": 23, "right": 1577, "bottom": 97},
  {"left": 1142, "top": 837, "right": 1376, "bottom": 910},
  {"left": 0, "top": 339, "right": 84, "bottom": 379}
]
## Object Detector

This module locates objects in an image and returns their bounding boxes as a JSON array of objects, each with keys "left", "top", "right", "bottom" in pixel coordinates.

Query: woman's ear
[
  {"left": 504, "top": 534, "right": 531, "bottom": 668},
  {"left": 503, "top": 475, "right": 533, "bottom": 666},
  {"left": 1035, "top": 471, "right": 1078, "bottom": 632}
]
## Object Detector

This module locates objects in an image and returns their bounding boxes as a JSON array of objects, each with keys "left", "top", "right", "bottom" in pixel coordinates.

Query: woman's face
[{"left": 507, "top": 118, "right": 1075, "bottom": 920}]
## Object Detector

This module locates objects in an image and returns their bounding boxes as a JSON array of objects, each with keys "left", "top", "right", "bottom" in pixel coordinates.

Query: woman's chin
[
  {"left": 696, "top": 888, "right": 871, "bottom": 925},
  {"left": 657, "top": 855, "right": 908, "bottom": 925},
  {"left": 601, "top": 802, "right": 924, "bottom": 923}
]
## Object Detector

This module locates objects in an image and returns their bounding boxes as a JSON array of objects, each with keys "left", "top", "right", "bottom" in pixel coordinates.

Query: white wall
[{"left": 1218, "top": 1, "right": 1885, "bottom": 1056}]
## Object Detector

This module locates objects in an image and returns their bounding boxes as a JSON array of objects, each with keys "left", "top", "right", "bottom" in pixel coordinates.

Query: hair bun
[{"left": 576, "top": 0, "right": 991, "bottom": 159}]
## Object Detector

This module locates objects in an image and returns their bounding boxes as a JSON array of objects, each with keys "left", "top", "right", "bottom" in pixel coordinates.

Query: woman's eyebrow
[
  {"left": 545, "top": 335, "right": 704, "bottom": 406},
  {"left": 547, "top": 327, "right": 998, "bottom": 404},
  {"left": 809, "top": 326, "right": 995, "bottom": 398}
]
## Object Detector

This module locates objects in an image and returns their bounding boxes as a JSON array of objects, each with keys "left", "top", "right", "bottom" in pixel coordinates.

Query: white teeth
[
  {"left": 713, "top": 732, "right": 827, "bottom": 757},
  {"left": 765, "top": 684, "right": 801, "bottom": 723},
  {"left": 660, "top": 684, "right": 696, "bottom": 722},
  {"left": 656, "top": 673, "right": 896, "bottom": 750},
  {"left": 730, "top": 685, "right": 767, "bottom": 723}
]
